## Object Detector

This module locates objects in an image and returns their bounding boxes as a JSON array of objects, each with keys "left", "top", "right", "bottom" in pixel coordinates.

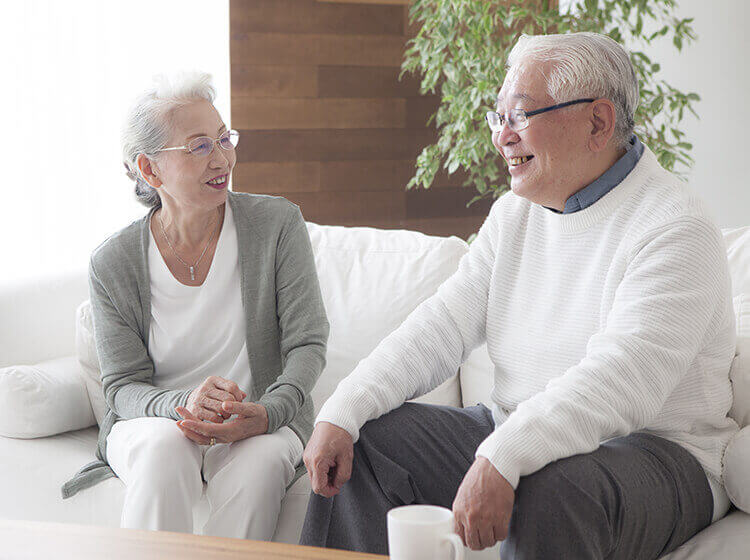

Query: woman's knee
[
  {"left": 206, "top": 432, "right": 298, "bottom": 485},
  {"left": 111, "top": 418, "right": 202, "bottom": 486}
]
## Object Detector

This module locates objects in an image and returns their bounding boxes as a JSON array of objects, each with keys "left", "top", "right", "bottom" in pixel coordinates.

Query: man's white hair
[
  {"left": 121, "top": 71, "right": 216, "bottom": 208},
  {"left": 507, "top": 32, "right": 639, "bottom": 149}
]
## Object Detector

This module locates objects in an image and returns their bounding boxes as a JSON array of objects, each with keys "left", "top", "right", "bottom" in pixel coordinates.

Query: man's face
[{"left": 493, "top": 61, "right": 591, "bottom": 209}]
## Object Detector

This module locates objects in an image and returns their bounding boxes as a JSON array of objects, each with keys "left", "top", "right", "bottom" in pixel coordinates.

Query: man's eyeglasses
[
  {"left": 156, "top": 129, "right": 240, "bottom": 157},
  {"left": 485, "top": 99, "right": 594, "bottom": 133}
]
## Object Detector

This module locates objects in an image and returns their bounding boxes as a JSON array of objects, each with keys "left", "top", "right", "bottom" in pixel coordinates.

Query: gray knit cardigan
[{"left": 62, "top": 192, "right": 329, "bottom": 498}]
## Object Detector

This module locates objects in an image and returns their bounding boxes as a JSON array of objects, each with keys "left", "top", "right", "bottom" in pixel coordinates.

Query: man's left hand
[
  {"left": 452, "top": 456, "right": 515, "bottom": 551},
  {"left": 176, "top": 401, "right": 269, "bottom": 444}
]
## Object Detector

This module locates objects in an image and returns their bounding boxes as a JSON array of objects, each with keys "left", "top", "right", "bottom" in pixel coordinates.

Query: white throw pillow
[
  {"left": 0, "top": 356, "right": 95, "bottom": 438},
  {"left": 75, "top": 300, "right": 106, "bottom": 426}
]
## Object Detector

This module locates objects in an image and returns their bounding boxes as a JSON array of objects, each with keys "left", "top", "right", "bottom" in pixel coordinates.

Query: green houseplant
[{"left": 401, "top": 0, "right": 699, "bottom": 207}]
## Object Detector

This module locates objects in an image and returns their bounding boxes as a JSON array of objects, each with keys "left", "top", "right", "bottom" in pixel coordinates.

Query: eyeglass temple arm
[
  {"left": 155, "top": 131, "right": 237, "bottom": 154},
  {"left": 525, "top": 98, "right": 595, "bottom": 118},
  {"left": 156, "top": 146, "right": 187, "bottom": 152}
]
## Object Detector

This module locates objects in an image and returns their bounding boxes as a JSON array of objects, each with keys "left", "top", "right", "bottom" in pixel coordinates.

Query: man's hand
[
  {"left": 303, "top": 422, "right": 354, "bottom": 498},
  {"left": 175, "top": 402, "right": 268, "bottom": 444},
  {"left": 452, "top": 456, "right": 515, "bottom": 551}
]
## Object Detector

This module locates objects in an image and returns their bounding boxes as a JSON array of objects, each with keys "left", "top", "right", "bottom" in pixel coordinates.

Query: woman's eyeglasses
[{"left": 156, "top": 129, "right": 240, "bottom": 156}]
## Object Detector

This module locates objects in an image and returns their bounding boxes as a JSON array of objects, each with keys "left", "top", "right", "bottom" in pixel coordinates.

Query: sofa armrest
[{"left": 0, "top": 356, "right": 96, "bottom": 438}]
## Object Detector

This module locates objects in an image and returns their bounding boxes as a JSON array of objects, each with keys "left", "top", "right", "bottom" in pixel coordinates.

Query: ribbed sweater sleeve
[
  {"left": 475, "top": 217, "right": 730, "bottom": 488},
  {"left": 315, "top": 201, "right": 501, "bottom": 441},
  {"left": 258, "top": 205, "right": 329, "bottom": 433},
  {"left": 89, "top": 258, "right": 190, "bottom": 420}
]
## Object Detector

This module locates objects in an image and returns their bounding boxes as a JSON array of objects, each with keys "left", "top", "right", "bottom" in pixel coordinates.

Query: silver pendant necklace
[{"left": 158, "top": 209, "right": 221, "bottom": 282}]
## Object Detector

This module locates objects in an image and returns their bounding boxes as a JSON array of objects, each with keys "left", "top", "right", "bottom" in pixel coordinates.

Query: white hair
[
  {"left": 121, "top": 71, "right": 216, "bottom": 208},
  {"left": 507, "top": 32, "right": 639, "bottom": 149}
]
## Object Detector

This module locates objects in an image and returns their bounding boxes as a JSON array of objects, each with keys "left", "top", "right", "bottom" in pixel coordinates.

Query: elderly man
[{"left": 300, "top": 32, "right": 737, "bottom": 559}]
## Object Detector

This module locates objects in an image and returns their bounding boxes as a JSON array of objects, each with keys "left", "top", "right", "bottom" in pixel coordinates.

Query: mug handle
[{"left": 442, "top": 533, "right": 465, "bottom": 560}]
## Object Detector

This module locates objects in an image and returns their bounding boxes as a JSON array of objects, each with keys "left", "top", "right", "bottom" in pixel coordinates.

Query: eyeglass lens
[
  {"left": 187, "top": 130, "right": 240, "bottom": 155},
  {"left": 487, "top": 110, "right": 528, "bottom": 132}
]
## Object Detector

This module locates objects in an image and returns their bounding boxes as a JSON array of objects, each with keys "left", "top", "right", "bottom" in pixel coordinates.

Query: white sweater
[{"left": 317, "top": 147, "right": 738, "bottom": 500}]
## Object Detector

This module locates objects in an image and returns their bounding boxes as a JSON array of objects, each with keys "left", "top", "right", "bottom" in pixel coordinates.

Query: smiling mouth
[
  {"left": 207, "top": 175, "right": 227, "bottom": 185},
  {"left": 508, "top": 155, "right": 534, "bottom": 166}
]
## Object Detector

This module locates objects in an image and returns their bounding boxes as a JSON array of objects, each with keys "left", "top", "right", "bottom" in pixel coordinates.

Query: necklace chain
[{"left": 158, "top": 209, "right": 221, "bottom": 282}]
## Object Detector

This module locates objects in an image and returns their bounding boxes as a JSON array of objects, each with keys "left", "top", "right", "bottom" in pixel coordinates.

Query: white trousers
[{"left": 106, "top": 417, "right": 303, "bottom": 540}]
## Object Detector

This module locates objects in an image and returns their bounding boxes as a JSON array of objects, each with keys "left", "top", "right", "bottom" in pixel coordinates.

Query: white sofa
[{"left": 1, "top": 221, "right": 748, "bottom": 559}]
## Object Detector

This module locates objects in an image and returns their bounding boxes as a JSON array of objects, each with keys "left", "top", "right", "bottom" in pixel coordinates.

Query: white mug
[{"left": 387, "top": 505, "right": 465, "bottom": 560}]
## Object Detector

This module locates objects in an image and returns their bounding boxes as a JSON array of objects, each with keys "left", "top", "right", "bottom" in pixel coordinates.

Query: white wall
[
  {"left": 0, "top": 1, "right": 230, "bottom": 284},
  {"left": 645, "top": 0, "right": 750, "bottom": 228},
  {"left": 559, "top": 0, "right": 750, "bottom": 227}
]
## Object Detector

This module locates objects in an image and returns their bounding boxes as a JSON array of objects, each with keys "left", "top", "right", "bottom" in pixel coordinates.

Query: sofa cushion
[
  {"left": 460, "top": 343, "right": 495, "bottom": 409},
  {"left": 0, "top": 270, "right": 88, "bottom": 368},
  {"left": 76, "top": 301, "right": 106, "bottom": 426},
  {"left": 660, "top": 509, "right": 750, "bottom": 560},
  {"left": 0, "top": 428, "right": 123, "bottom": 525},
  {"left": 306, "top": 223, "right": 467, "bottom": 412},
  {"left": 724, "top": 226, "right": 750, "bottom": 297},
  {"left": 729, "top": 293, "right": 750, "bottom": 427},
  {"left": 724, "top": 293, "right": 750, "bottom": 513},
  {"left": 0, "top": 356, "right": 95, "bottom": 438},
  {"left": 723, "top": 425, "right": 750, "bottom": 514}
]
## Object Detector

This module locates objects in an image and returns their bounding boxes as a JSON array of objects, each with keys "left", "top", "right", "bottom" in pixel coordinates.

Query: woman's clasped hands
[{"left": 175, "top": 375, "right": 269, "bottom": 445}]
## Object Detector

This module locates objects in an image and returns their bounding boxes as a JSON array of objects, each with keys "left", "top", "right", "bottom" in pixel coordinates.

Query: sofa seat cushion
[
  {"left": 0, "top": 427, "right": 303, "bottom": 543},
  {"left": 0, "top": 428, "right": 122, "bottom": 527},
  {"left": 660, "top": 509, "right": 750, "bottom": 559}
]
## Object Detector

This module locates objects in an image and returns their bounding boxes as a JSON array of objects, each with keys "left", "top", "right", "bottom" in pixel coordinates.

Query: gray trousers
[{"left": 300, "top": 403, "right": 713, "bottom": 559}]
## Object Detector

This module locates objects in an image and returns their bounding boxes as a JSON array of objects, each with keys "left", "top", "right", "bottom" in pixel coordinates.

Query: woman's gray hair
[
  {"left": 121, "top": 71, "right": 216, "bottom": 208},
  {"left": 507, "top": 32, "right": 639, "bottom": 149}
]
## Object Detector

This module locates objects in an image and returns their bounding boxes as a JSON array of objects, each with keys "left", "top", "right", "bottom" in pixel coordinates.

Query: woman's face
[{"left": 150, "top": 99, "right": 236, "bottom": 210}]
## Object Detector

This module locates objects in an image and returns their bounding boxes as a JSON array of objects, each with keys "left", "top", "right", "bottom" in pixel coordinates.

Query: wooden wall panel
[
  {"left": 231, "top": 0, "right": 404, "bottom": 36},
  {"left": 232, "top": 98, "right": 406, "bottom": 129},
  {"left": 230, "top": 33, "right": 406, "bottom": 67},
  {"left": 317, "top": 66, "right": 421, "bottom": 98},
  {"left": 231, "top": 66, "right": 318, "bottom": 97},
  {"left": 230, "top": 0, "right": 490, "bottom": 238},
  {"left": 236, "top": 129, "right": 437, "bottom": 162}
]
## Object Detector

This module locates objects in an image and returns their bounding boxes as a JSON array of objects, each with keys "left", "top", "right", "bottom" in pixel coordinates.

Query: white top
[
  {"left": 147, "top": 202, "right": 252, "bottom": 394},
  {"left": 317, "top": 147, "right": 737, "bottom": 520}
]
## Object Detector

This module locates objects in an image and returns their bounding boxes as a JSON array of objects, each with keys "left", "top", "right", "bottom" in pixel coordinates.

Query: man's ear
[
  {"left": 136, "top": 154, "right": 162, "bottom": 188},
  {"left": 588, "top": 99, "right": 617, "bottom": 152}
]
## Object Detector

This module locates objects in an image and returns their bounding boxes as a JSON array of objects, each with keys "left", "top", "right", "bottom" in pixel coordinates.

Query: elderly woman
[{"left": 62, "top": 72, "right": 329, "bottom": 540}]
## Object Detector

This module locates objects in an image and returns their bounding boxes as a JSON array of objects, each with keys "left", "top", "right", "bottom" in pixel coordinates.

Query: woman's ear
[
  {"left": 588, "top": 98, "right": 617, "bottom": 153},
  {"left": 136, "top": 153, "right": 162, "bottom": 188}
]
